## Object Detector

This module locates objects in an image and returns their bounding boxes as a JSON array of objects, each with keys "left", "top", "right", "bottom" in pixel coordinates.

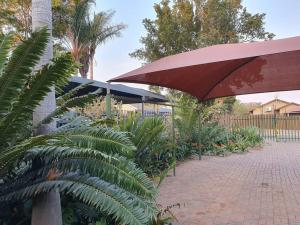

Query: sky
[{"left": 93, "top": 0, "right": 300, "bottom": 104}]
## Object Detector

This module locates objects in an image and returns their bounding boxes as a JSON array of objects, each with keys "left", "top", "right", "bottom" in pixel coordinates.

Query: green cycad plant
[
  {"left": 173, "top": 97, "right": 200, "bottom": 160},
  {"left": 120, "top": 115, "right": 174, "bottom": 177},
  {"left": 174, "top": 97, "right": 226, "bottom": 159},
  {"left": 0, "top": 29, "right": 157, "bottom": 225}
]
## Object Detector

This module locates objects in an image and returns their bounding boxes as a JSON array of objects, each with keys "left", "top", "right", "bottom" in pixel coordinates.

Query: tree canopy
[
  {"left": 131, "top": 0, "right": 274, "bottom": 63},
  {"left": 0, "top": 0, "right": 31, "bottom": 39}
]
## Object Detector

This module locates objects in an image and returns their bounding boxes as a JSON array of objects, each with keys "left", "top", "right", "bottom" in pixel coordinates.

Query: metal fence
[{"left": 219, "top": 114, "right": 300, "bottom": 142}]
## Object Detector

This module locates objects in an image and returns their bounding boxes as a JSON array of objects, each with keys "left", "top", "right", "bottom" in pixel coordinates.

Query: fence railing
[{"left": 219, "top": 114, "right": 300, "bottom": 141}]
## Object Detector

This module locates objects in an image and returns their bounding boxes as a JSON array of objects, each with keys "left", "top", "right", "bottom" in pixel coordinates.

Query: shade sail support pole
[
  {"left": 172, "top": 105, "right": 176, "bottom": 176},
  {"left": 142, "top": 96, "right": 145, "bottom": 119},
  {"left": 197, "top": 104, "right": 202, "bottom": 160},
  {"left": 106, "top": 82, "right": 112, "bottom": 118}
]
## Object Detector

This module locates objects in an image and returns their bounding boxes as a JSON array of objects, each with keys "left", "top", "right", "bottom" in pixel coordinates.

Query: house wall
[
  {"left": 278, "top": 103, "right": 300, "bottom": 114},
  {"left": 252, "top": 108, "right": 263, "bottom": 115},
  {"left": 251, "top": 100, "right": 289, "bottom": 115}
]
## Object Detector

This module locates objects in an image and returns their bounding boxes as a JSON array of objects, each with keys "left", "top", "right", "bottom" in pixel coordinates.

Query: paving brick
[{"left": 157, "top": 142, "right": 300, "bottom": 225}]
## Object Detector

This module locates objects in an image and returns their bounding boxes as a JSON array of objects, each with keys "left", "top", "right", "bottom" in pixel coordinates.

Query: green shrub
[
  {"left": 137, "top": 135, "right": 174, "bottom": 177},
  {"left": 120, "top": 116, "right": 174, "bottom": 177},
  {"left": 197, "top": 124, "right": 263, "bottom": 156},
  {"left": 198, "top": 123, "right": 228, "bottom": 155},
  {"left": 237, "top": 127, "right": 263, "bottom": 147},
  {"left": 227, "top": 127, "right": 263, "bottom": 153},
  {"left": 175, "top": 141, "right": 196, "bottom": 160}
]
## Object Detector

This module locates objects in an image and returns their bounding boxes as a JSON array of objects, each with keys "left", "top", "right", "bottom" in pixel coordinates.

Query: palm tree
[
  {"left": 0, "top": 29, "right": 157, "bottom": 225},
  {"left": 86, "top": 11, "right": 125, "bottom": 80},
  {"left": 62, "top": 0, "right": 125, "bottom": 79}
]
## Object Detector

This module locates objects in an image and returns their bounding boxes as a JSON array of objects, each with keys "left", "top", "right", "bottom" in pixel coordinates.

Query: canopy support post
[
  {"left": 198, "top": 106, "right": 202, "bottom": 160},
  {"left": 142, "top": 96, "right": 145, "bottom": 119},
  {"left": 172, "top": 105, "right": 176, "bottom": 176},
  {"left": 106, "top": 82, "right": 111, "bottom": 118}
]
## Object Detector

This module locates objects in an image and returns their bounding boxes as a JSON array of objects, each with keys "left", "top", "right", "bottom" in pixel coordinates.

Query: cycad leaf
[
  {"left": 0, "top": 174, "right": 157, "bottom": 225},
  {"left": 27, "top": 145, "right": 156, "bottom": 198},
  {"left": 58, "top": 127, "right": 136, "bottom": 157},
  {"left": 0, "top": 28, "right": 49, "bottom": 115},
  {"left": 133, "top": 117, "right": 164, "bottom": 151},
  {"left": 38, "top": 88, "right": 101, "bottom": 126},
  {"left": 0, "top": 33, "right": 13, "bottom": 75},
  {"left": 56, "top": 81, "right": 94, "bottom": 106},
  {"left": 56, "top": 116, "right": 92, "bottom": 132},
  {"left": 0, "top": 135, "right": 52, "bottom": 176},
  {"left": 0, "top": 53, "right": 75, "bottom": 148}
]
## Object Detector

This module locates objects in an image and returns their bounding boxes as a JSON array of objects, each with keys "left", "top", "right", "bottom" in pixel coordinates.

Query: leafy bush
[
  {"left": 198, "top": 123, "right": 228, "bottom": 155},
  {"left": 198, "top": 124, "right": 263, "bottom": 156},
  {"left": 235, "top": 127, "right": 263, "bottom": 147},
  {"left": 137, "top": 134, "right": 174, "bottom": 177},
  {"left": 173, "top": 96, "right": 232, "bottom": 159},
  {"left": 175, "top": 142, "right": 193, "bottom": 160}
]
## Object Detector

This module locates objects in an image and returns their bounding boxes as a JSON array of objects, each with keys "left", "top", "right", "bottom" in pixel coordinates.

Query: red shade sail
[{"left": 109, "top": 36, "right": 300, "bottom": 100}]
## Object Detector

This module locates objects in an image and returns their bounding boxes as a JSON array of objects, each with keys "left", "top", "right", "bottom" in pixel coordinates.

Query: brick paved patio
[{"left": 157, "top": 142, "right": 300, "bottom": 225}]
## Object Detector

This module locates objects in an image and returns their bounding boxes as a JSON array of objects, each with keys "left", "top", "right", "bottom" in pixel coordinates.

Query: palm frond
[
  {"left": 90, "top": 11, "right": 126, "bottom": 47},
  {"left": 0, "top": 28, "right": 49, "bottom": 115},
  {"left": 119, "top": 116, "right": 165, "bottom": 155},
  {"left": 67, "top": 0, "right": 92, "bottom": 57}
]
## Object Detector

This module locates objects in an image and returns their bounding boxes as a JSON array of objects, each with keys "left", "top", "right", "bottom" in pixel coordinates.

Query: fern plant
[{"left": 0, "top": 29, "right": 157, "bottom": 225}]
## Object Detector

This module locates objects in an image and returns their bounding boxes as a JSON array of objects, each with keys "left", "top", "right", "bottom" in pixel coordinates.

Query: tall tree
[
  {"left": 87, "top": 11, "right": 125, "bottom": 79},
  {"left": 0, "top": 0, "right": 32, "bottom": 39},
  {"left": 199, "top": 0, "right": 275, "bottom": 45},
  {"left": 131, "top": 0, "right": 274, "bottom": 62},
  {"left": 31, "top": 0, "right": 62, "bottom": 224},
  {"left": 130, "top": 0, "right": 200, "bottom": 62}
]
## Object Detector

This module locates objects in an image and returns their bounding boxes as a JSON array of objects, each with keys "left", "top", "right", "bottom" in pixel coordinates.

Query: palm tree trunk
[
  {"left": 90, "top": 58, "right": 94, "bottom": 80},
  {"left": 79, "top": 53, "right": 90, "bottom": 78},
  {"left": 89, "top": 50, "right": 96, "bottom": 80},
  {"left": 31, "top": 192, "right": 62, "bottom": 225},
  {"left": 31, "top": 1, "right": 62, "bottom": 225}
]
